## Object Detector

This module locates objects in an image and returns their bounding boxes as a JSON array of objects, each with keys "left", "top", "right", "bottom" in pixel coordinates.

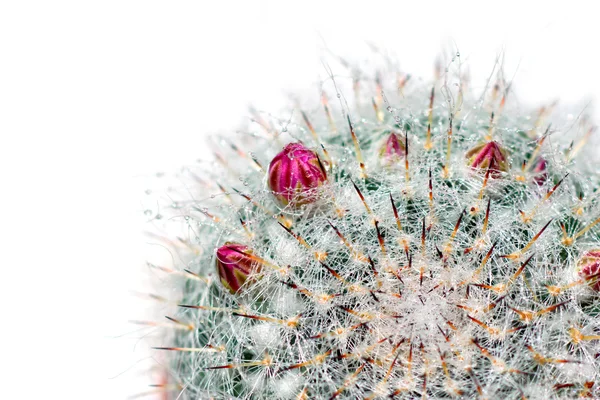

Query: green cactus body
[{"left": 144, "top": 55, "right": 600, "bottom": 399}]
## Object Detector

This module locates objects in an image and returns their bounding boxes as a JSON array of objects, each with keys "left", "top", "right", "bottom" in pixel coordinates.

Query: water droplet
[
  {"left": 336, "top": 93, "right": 341, "bottom": 98},
  {"left": 144, "top": 209, "right": 152, "bottom": 216},
  {"left": 144, "top": 189, "right": 152, "bottom": 195},
  {"left": 456, "top": 52, "right": 460, "bottom": 57},
  {"left": 155, "top": 214, "right": 163, "bottom": 220},
  {"left": 210, "top": 194, "right": 215, "bottom": 199}
]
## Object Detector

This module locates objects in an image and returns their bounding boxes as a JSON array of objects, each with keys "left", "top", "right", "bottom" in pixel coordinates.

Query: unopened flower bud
[
  {"left": 532, "top": 157, "right": 548, "bottom": 185},
  {"left": 379, "top": 132, "right": 406, "bottom": 163},
  {"left": 216, "top": 243, "right": 260, "bottom": 294},
  {"left": 466, "top": 141, "right": 509, "bottom": 176},
  {"left": 268, "top": 142, "right": 327, "bottom": 206},
  {"left": 577, "top": 250, "right": 600, "bottom": 291}
]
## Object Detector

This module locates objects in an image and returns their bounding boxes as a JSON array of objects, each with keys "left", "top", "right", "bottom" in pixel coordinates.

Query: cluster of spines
[{"left": 138, "top": 54, "right": 600, "bottom": 399}]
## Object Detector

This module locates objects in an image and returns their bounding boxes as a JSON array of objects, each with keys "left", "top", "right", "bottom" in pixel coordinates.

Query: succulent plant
[{"left": 142, "top": 52, "right": 600, "bottom": 399}]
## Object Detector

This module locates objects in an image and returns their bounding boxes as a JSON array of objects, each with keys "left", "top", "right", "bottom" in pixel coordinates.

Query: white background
[{"left": 1, "top": 1, "right": 599, "bottom": 399}]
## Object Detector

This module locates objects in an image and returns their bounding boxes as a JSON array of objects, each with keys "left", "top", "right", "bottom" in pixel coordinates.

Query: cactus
[{"left": 143, "top": 53, "right": 600, "bottom": 399}]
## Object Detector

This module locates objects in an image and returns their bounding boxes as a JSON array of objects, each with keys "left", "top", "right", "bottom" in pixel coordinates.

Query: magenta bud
[
  {"left": 268, "top": 142, "right": 327, "bottom": 206},
  {"left": 216, "top": 243, "right": 260, "bottom": 294},
  {"left": 466, "top": 141, "right": 509, "bottom": 176},
  {"left": 532, "top": 157, "right": 548, "bottom": 185},
  {"left": 577, "top": 250, "right": 600, "bottom": 292},
  {"left": 379, "top": 132, "right": 406, "bottom": 163}
]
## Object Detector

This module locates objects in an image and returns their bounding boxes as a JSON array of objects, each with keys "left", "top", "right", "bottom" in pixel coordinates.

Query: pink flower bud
[
  {"left": 577, "top": 250, "right": 600, "bottom": 292},
  {"left": 466, "top": 141, "right": 509, "bottom": 176},
  {"left": 216, "top": 243, "right": 260, "bottom": 294},
  {"left": 532, "top": 157, "right": 548, "bottom": 185},
  {"left": 379, "top": 132, "right": 406, "bottom": 163},
  {"left": 268, "top": 142, "right": 327, "bottom": 206}
]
